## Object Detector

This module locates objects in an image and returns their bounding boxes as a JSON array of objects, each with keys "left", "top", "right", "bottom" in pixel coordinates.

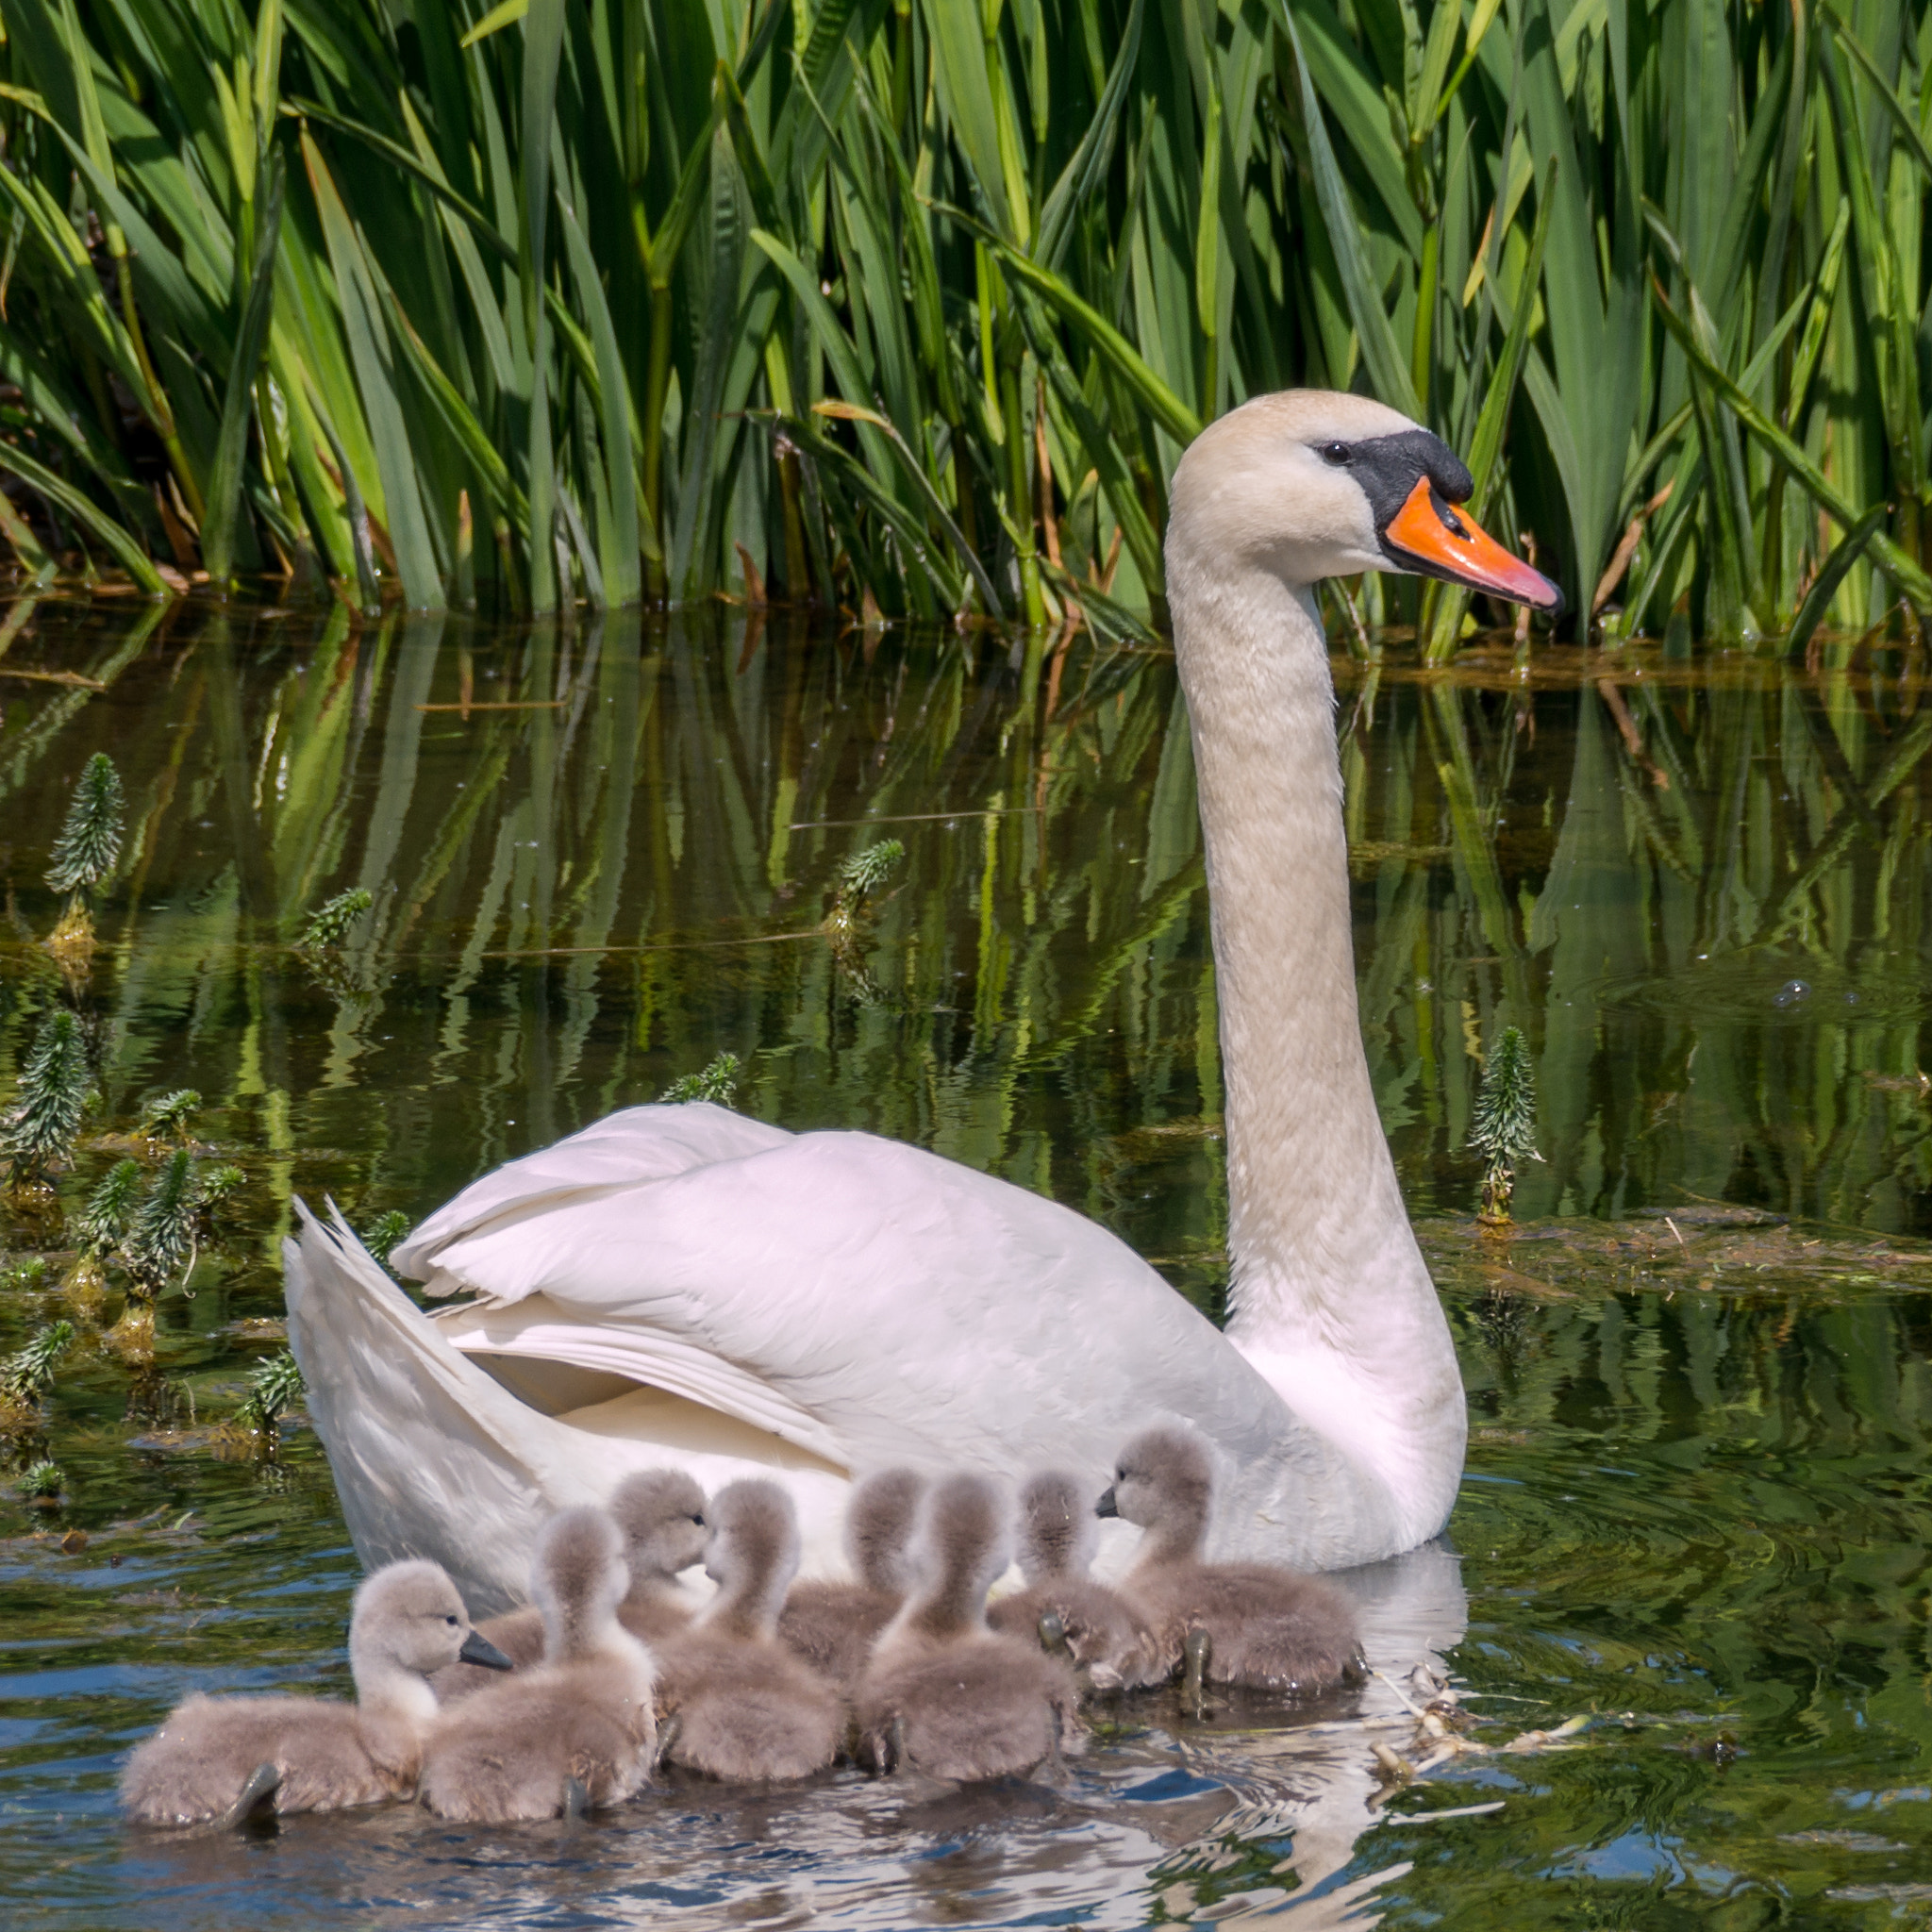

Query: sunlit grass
[{"left": 0, "top": 0, "right": 1926, "bottom": 645}]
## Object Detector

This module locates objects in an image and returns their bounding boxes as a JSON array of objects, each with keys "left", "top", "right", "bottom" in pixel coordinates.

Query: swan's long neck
[{"left": 1169, "top": 562, "right": 1464, "bottom": 1547}]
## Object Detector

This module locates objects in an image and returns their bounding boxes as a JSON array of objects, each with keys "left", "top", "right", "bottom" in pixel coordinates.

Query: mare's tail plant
[
  {"left": 1469, "top": 1027, "right": 1540, "bottom": 1227},
  {"left": 45, "top": 757, "right": 125, "bottom": 952},
  {"left": 359, "top": 1210, "right": 410, "bottom": 1270},
  {"left": 659, "top": 1054, "right": 741, "bottom": 1105},
  {"left": 824, "top": 840, "right": 906, "bottom": 977},
  {"left": 64, "top": 1158, "right": 142, "bottom": 1309},
  {"left": 139, "top": 1091, "right": 200, "bottom": 1146},
  {"left": 122, "top": 1150, "right": 200, "bottom": 1300},
  {"left": 0, "top": 1319, "right": 74, "bottom": 1447},
  {"left": 299, "top": 889, "right": 374, "bottom": 950},
  {"left": 236, "top": 1349, "right": 305, "bottom": 1448},
  {"left": 2, "top": 1011, "right": 92, "bottom": 1189}
]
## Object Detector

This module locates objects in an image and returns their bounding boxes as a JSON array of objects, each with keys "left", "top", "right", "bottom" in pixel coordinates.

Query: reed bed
[{"left": 0, "top": 0, "right": 1926, "bottom": 647}]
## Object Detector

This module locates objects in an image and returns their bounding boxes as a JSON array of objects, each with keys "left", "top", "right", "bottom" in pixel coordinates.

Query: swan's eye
[
  {"left": 1317, "top": 441, "right": 1352, "bottom": 465},
  {"left": 691, "top": 1513, "right": 705, "bottom": 1526},
  {"left": 444, "top": 1615, "right": 458, "bottom": 1627}
]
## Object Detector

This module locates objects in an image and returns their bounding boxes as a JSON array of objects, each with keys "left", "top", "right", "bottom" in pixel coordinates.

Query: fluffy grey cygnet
[
  {"left": 420, "top": 1507, "right": 657, "bottom": 1820},
  {"left": 987, "top": 1469, "right": 1165, "bottom": 1689},
  {"left": 121, "top": 1559, "right": 509, "bottom": 1826},
  {"left": 1101, "top": 1427, "right": 1362, "bottom": 1692},
  {"left": 855, "top": 1473, "right": 1080, "bottom": 1781},
  {"left": 654, "top": 1479, "right": 842, "bottom": 1781},
  {"left": 429, "top": 1468, "right": 708, "bottom": 1705},
  {"left": 777, "top": 1467, "right": 924, "bottom": 1689}
]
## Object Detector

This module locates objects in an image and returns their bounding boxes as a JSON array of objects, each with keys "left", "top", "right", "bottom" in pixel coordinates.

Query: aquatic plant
[
  {"left": 659, "top": 1054, "right": 741, "bottom": 1106},
  {"left": 0, "top": 1321, "right": 74, "bottom": 1406},
  {"left": 1, "top": 1010, "right": 92, "bottom": 1187},
  {"left": 3, "top": 1257, "right": 49, "bottom": 1291},
  {"left": 193, "top": 1167, "right": 245, "bottom": 1217},
  {"left": 0, "top": 0, "right": 1923, "bottom": 643},
  {"left": 15, "top": 1459, "right": 63, "bottom": 1502},
  {"left": 236, "top": 1349, "right": 305, "bottom": 1441},
  {"left": 300, "top": 889, "right": 375, "bottom": 950},
  {"left": 138, "top": 1090, "right": 200, "bottom": 1146},
  {"left": 833, "top": 841, "right": 906, "bottom": 914},
  {"left": 122, "top": 1150, "right": 200, "bottom": 1298},
  {"left": 76, "top": 1160, "right": 142, "bottom": 1260},
  {"left": 44, "top": 756, "right": 125, "bottom": 948},
  {"left": 358, "top": 1210, "right": 411, "bottom": 1270},
  {"left": 1469, "top": 1027, "right": 1541, "bottom": 1227}
]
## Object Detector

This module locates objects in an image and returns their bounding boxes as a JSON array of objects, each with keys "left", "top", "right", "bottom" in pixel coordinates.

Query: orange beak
[{"left": 1384, "top": 477, "right": 1563, "bottom": 611}]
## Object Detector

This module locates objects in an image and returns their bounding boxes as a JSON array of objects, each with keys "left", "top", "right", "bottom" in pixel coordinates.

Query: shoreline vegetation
[{"left": 0, "top": 0, "right": 1929, "bottom": 650}]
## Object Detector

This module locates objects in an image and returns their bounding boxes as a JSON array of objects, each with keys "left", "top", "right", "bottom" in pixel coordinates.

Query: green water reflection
[{"left": 0, "top": 596, "right": 1930, "bottom": 1926}]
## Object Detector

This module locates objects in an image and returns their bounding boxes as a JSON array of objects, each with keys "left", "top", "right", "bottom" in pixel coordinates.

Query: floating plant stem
[
  {"left": 194, "top": 1167, "right": 244, "bottom": 1219},
  {"left": 16, "top": 1459, "right": 63, "bottom": 1504},
  {"left": 2, "top": 1010, "right": 92, "bottom": 1188},
  {"left": 833, "top": 840, "right": 907, "bottom": 912},
  {"left": 299, "top": 888, "right": 374, "bottom": 950},
  {"left": 138, "top": 1090, "right": 201, "bottom": 1146},
  {"left": 0, "top": 1320, "right": 74, "bottom": 1405},
  {"left": 658, "top": 1054, "right": 741, "bottom": 1105},
  {"left": 358, "top": 1210, "right": 410, "bottom": 1270},
  {"left": 122, "top": 1149, "right": 199, "bottom": 1297},
  {"left": 237, "top": 1349, "right": 305, "bottom": 1444},
  {"left": 44, "top": 755, "right": 125, "bottom": 951},
  {"left": 1469, "top": 1026, "right": 1541, "bottom": 1227}
]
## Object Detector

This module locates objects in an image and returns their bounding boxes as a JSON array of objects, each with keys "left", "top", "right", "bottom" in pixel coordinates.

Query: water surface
[{"left": 1, "top": 595, "right": 1930, "bottom": 1926}]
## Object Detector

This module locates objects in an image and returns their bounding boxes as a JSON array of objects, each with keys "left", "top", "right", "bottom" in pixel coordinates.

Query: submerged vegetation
[
  {"left": 1469, "top": 1024, "right": 1539, "bottom": 1224},
  {"left": 0, "top": 0, "right": 1927, "bottom": 644}
]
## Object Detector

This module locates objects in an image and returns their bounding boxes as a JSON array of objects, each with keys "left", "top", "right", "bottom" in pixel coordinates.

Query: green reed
[{"left": 0, "top": 0, "right": 1926, "bottom": 644}]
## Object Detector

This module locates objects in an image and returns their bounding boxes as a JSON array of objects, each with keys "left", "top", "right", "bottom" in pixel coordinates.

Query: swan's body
[
  {"left": 420, "top": 1508, "right": 657, "bottom": 1821},
  {"left": 121, "top": 1560, "right": 508, "bottom": 1825},
  {"left": 286, "top": 392, "right": 1559, "bottom": 1610}
]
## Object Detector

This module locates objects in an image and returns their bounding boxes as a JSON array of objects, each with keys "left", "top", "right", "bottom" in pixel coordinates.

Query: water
[{"left": 2, "top": 594, "right": 1931, "bottom": 1926}]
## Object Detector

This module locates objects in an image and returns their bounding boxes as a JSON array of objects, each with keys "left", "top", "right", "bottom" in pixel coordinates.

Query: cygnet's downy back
[
  {"left": 987, "top": 1470, "right": 1164, "bottom": 1690},
  {"left": 1103, "top": 1426, "right": 1361, "bottom": 1694},
  {"left": 777, "top": 1467, "right": 924, "bottom": 1688},
  {"left": 421, "top": 1507, "right": 657, "bottom": 1821},
  {"left": 122, "top": 1559, "right": 509, "bottom": 1826},
  {"left": 857, "top": 1474, "right": 1080, "bottom": 1781},
  {"left": 656, "top": 1479, "right": 842, "bottom": 1781}
]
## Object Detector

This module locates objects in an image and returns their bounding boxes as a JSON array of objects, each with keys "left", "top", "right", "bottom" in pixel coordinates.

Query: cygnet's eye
[
  {"left": 691, "top": 1513, "right": 705, "bottom": 1527},
  {"left": 444, "top": 1614, "right": 458, "bottom": 1627},
  {"left": 1317, "top": 441, "right": 1352, "bottom": 466}
]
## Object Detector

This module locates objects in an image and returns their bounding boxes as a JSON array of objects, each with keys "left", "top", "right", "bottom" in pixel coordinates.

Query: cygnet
[
  {"left": 654, "top": 1479, "right": 842, "bottom": 1781},
  {"left": 777, "top": 1467, "right": 924, "bottom": 1689},
  {"left": 1100, "top": 1426, "right": 1362, "bottom": 1694},
  {"left": 855, "top": 1473, "right": 1080, "bottom": 1781},
  {"left": 121, "top": 1559, "right": 510, "bottom": 1826},
  {"left": 420, "top": 1507, "right": 657, "bottom": 1820},
  {"left": 987, "top": 1469, "right": 1165, "bottom": 1689},
  {"left": 429, "top": 1467, "right": 708, "bottom": 1705}
]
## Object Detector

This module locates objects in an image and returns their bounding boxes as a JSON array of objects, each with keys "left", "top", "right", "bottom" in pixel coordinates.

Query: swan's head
[
  {"left": 608, "top": 1468, "right": 709, "bottom": 1581},
  {"left": 704, "top": 1478, "right": 801, "bottom": 1597},
  {"left": 349, "top": 1558, "right": 512, "bottom": 1687},
  {"left": 1015, "top": 1469, "right": 1098, "bottom": 1582},
  {"left": 1095, "top": 1426, "right": 1213, "bottom": 1531},
  {"left": 844, "top": 1467, "right": 926, "bottom": 1593},
  {"left": 1165, "top": 390, "right": 1562, "bottom": 609},
  {"left": 531, "top": 1507, "right": 630, "bottom": 1657}
]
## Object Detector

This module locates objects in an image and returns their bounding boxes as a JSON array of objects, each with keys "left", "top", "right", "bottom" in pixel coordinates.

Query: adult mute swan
[{"left": 286, "top": 391, "right": 1559, "bottom": 1615}]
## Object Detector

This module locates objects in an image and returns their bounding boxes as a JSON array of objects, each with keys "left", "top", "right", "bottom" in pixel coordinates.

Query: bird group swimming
[{"left": 121, "top": 1426, "right": 1364, "bottom": 1827}]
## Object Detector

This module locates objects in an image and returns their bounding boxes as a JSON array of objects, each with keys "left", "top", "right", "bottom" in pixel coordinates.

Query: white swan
[{"left": 285, "top": 390, "right": 1560, "bottom": 1615}]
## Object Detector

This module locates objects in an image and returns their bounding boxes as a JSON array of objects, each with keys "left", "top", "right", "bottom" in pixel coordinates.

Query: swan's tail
[{"left": 283, "top": 1200, "right": 598, "bottom": 1614}]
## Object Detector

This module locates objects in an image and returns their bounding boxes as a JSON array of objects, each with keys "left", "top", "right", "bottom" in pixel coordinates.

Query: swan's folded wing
[
  {"left": 391, "top": 1103, "right": 792, "bottom": 1288},
  {"left": 405, "top": 1125, "right": 1293, "bottom": 1484}
]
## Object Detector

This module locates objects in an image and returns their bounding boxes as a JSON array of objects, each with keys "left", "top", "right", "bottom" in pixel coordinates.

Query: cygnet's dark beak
[
  {"left": 1094, "top": 1487, "right": 1119, "bottom": 1519},
  {"left": 458, "top": 1629, "right": 515, "bottom": 1671}
]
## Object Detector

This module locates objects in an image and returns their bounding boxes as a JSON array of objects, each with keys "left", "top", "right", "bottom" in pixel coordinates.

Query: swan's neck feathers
[{"left": 1169, "top": 560, "right": 1465, "bottom": 1541}]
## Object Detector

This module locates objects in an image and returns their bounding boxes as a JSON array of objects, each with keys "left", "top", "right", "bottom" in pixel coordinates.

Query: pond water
[{"left": 2, "top": 594, "right": 1931, "bottom": 1928}]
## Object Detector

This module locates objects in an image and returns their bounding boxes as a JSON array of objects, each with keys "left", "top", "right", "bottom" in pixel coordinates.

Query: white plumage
[{"left": 287, "top": 390, "right": 1562, "bottom": 1610}]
